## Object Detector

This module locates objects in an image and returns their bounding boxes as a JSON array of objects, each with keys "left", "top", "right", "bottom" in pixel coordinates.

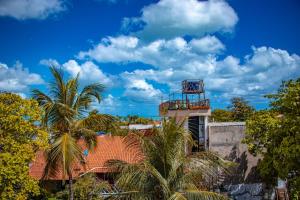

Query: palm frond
[
  {"left": 42, "top": 133, "right": 84, "bottom": 180},
  {"left": 73, "top": 127, "right": 97, "bottom": 150},
  {"left": 168, "top": 192, "right": 187, "bottom": 200},
  {"left": 66, "top": 74, "right": 79, "bottom": 108},
  {"left": 108, "top": 117, "right": 231, "bottom": 200},
  {"left": 74, "top": 83, "right": 105, "bottom": 113}
]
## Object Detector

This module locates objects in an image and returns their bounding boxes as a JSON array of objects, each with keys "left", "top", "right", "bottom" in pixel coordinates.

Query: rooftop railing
[{"left": 159, "top": 99, "right": 210, "bottom": 113}]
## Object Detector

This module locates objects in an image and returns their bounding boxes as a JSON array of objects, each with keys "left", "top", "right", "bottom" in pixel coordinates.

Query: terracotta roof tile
[{"left": 29, "top": 135, "right": 142, "bottom": 180}]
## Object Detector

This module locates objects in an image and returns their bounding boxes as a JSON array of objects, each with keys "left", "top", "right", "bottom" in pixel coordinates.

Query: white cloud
[
  {"left": 78, "top": 30, "right": 300, "bottom": 103},
  {"left": 101, "top": 94, "right": 115, "bottom": 107},
  {"left": 122, "top": 0, "right": 238, "bottom": 40},
  {"left": 79, "top": 35, "right": 223, "bottom": 70},
  {"left": 79, "top": 36, "right": 139, "bottom": 63},
  {"left": 0, "top": 0, "right": 66, "bottom": 20},
  {"left": 0, "top": 61, "right": 44, "bottom": 92},
  {"left": 118, "top": 46, "right": 300, "bottom": 102},
  {"left": 62, "top": 60, "right": 114, "bottom": 87},
  {"left": 40, "top": 58, "right": 60, "bottom": 67},
  {"left": 121, "top": 74, "right": 162, "bottom": 102},
  {"left": 0, "top": 63, "right": 8, "bottom": 69},
  {"left": 190, "top": 35, "right": 225, "bottom": 54}
]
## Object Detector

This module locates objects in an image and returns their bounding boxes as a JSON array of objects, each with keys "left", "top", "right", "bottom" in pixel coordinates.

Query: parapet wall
[
  {"left": 208, "top": 122, "right": 246, "bottom": 158},
  {"left": 208, "top": 122, "right": 261, "bottom": 184}
]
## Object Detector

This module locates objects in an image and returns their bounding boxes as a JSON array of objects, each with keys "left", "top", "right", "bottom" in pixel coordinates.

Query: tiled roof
[{"left": 29, "top": 135, "right": 142, "bottom": 180}]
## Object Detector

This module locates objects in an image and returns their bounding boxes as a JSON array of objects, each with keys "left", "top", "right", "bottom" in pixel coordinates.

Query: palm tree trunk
[{"left": 69, "top": 174, "right": 74, "bottom": 200}]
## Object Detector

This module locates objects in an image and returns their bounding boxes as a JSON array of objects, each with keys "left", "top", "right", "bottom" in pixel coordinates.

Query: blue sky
[{"left": 0, "top": 0, "right": 300, "bottom": 117}]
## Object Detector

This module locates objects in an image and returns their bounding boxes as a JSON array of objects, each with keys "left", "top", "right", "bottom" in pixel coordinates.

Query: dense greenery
[
  {"left": 32, "top": 67, "right": 105, "bottom": 200},
  {"left": 55, "top": 173, "right": 111, "bottom": 200},
  {"left": 0, "top": 93, "right": 48, "bottom": 200},
  {"left": 85, "top": 110, "right": 119, "bottom": 134},
  {"left": 210, "top": 109, "right": 233, "bottom": 122},
  {"left": 107, "top": 118, "right": 230, "bottom": 200},
  {"left": 244, "top": 78, "right": 300, "bottom": 197},
  {"left": 117, "top": 115, "right": 154, "bottom": 125},
  {"left": 210, "top": 97, "right": 254, "bottom": 122}
]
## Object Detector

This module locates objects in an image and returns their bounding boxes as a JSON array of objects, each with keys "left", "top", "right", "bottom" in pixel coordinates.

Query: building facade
[{"left": 159, "top": 80, "right": 211, "bottom": 151}]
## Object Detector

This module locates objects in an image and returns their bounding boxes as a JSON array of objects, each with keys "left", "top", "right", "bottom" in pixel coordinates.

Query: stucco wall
[{"left": 208, "top": 122, "right": 261, "bottom": 184}]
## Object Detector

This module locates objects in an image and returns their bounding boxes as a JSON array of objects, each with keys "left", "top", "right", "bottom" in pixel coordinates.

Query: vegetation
[
  {"left": 228, "top": 97, "right": 254, "bottom": 121},
  {"left": 55, "top": 173, "right": 111, "bottom": 200},
  {"left": 86, "top": 110, "right": 119, "bottom": 134},
  {"left": 210, "top": 97, "right": 254, "bottom": 122},
  {"left": 0, "top": 93, "right": 48, "bottom": 200},
  {"left": 107, "top": 118, "right": 230, "bottom": 200},
  {"left": 244, "top": 78, "right": 300, "bottom": 197},
  {"left": 32, "top": 67, "right": 105, "bottom": 200},
  {"left": 210, "top": 109, "right": 233, "bottom": 122},
  {"left": 117, "top": 115, "right": 154, "bottom": 125}
]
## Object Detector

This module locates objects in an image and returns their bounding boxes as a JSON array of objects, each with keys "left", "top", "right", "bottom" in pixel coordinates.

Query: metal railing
[{"left": 159, "top": 99, "right": 210, "bottom": 112}]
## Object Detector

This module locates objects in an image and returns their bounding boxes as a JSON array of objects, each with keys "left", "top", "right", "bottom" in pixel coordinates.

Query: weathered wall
[{"left": 208, "top": 122, "right": 261, "bottom": 184}]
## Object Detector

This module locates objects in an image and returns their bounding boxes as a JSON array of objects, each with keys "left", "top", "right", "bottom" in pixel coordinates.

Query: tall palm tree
[
  {"left": 32, "top": 67, "right": 106, "bottom": 200},
  {"left": 107, "top": 118, "right": 230, "bottom": 200}
]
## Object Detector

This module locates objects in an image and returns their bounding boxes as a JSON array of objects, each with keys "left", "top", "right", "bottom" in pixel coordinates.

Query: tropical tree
[
  {"left": 107, "top": 118, "right": 230, "bottom": 200},
  {"left": 210, "top": 109, "right": 233, "bottom": 122},
  {"left": 86, "top": 109, "right": 119, "bottom": 134},
  {"left": 228, "top": 97, "right": 254, "bottom": 121},
  {"left": 55, "top": 173, "right": 111, "bottom": 200},
  {"left": 244, "top": 78, "right": 300, "bottom": 197},
  {"left": 32, "top": 67, "right": 105, "bottom": 200},
  {"left": 0, "top": 93, "right": 48, "bottom": 200}
]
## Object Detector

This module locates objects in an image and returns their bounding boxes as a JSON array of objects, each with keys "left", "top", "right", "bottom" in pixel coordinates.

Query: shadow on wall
[{"left": 224, "top": 145, "right": 262, "bottom": 185}]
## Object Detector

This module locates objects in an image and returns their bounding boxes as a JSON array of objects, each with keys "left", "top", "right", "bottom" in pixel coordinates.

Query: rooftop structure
[
  {"left": 159, "top": 80, "right": 211, "bottom": 152},
  {"left": 159, "top": 80, "right": 210, "bottom": 115}
]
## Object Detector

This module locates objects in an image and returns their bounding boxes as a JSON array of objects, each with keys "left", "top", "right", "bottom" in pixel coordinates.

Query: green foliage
[
  {"left": 107, "top": 118, "right": 230, "bottom": 200},
  {"left": 85, "top": 110, "right": 119, "bottom": 134},
  {"left": 120, "top": 115, "right": 154, "bottom": 125},
  {"left": 243, "top": 110, "right": 280, "bottom": 156},
  {"left": 56, "top": 173, "right": 111, "bottom": 200},
  {"left": 244, "top": 78, "right": 300, "bottom": 196},
  {"left": 32, "top": 67, "right": 105, "bottom": 199},
  {"left": 0, "top": 93, "right": 48, "bottom": 200},
  {"left": 228, "top": 97, "right": 255, "bottom": 121},
  {"left": 210, "top": 97, "right": 254, "bottom": 122},
  {"left": 210, "top": 109, "right": 233, "bottom": 122}
]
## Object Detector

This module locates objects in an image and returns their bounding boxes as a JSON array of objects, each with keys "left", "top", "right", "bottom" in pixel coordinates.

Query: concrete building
[
  {"left": 159, "top": 80, "right": 211, "bottom": 151},
  {"left": 159, "top": 80, "right": 260, "bottom": 183}
]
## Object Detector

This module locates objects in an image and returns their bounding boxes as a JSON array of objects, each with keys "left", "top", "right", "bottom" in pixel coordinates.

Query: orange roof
[{"left": 29, "top": 135, "right": 142, "bottom": 180}]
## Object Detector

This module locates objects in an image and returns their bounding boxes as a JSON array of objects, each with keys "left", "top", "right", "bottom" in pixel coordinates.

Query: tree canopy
[
  {"left": 0, "top": 93, "right": 48, "bottom": 200},
  {"left": 210, "top": 97, "right": 254, "bottom": 122},
  {"left": 107, "top": 118, "right": 230, "bottom": 200},
  {"left": 228, "top": 97, "right": 254, "bottom": 121},
  {"left": 243, "top": 78, "right": 300, "bottom": 197},
  {"left": 32, "top": 67, "right": 105, "bottom": 200}
]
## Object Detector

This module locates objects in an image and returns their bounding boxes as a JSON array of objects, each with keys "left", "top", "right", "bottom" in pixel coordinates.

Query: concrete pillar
[{"left": 204, "top": 116, "right": 209, "bottom": 150}]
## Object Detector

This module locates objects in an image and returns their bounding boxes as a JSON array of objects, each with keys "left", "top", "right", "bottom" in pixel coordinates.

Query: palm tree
[
  {"left": 32, "top": 67, "right": 106, "bottom": 200},
  {"left": 107, "top": 118, "right": 230, "bottom": 200}
]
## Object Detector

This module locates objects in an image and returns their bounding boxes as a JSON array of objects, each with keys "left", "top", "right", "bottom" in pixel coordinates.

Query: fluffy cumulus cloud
[
  {"left": 118, "top": 46, "right": 300, "bottom": 102},
  {"left": 76, "top": 0, "right": 299, "bottom": 108},
  {"left": 79, "top": 33, "right": 300, "bottom": 103},
  {"left": 79, "top": 35, "right": 223, "bottom": 69},
  {"left": 62, "top": 60, "right": 114, "bottom": 87},
  {"left": 122, "top": 0, "right": 238, "bottom": 40},
  {"left": 0, "top": 61, "right": 44, "bottom": 93},
  {"left": 121, "top": 74, "right": 162, "bottom": 102},
  {"left": 40, "top": 58, "right": 60, "bottom": 67},
  {"left": 0, "top": 0, "right": 66, "bottom": 20}
]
